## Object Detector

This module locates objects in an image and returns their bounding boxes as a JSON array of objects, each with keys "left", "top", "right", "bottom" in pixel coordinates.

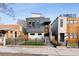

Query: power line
[{"left": 0, "top": 3, "right": 15, "bottom": 18}]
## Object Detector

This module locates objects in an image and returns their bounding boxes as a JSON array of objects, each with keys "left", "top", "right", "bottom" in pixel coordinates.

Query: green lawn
[
  {"left": 67, "top": 43, "right": 78, "bottom": 48},
  {"left": 20, "top": 40, "right": 45, "bottom": 46}
]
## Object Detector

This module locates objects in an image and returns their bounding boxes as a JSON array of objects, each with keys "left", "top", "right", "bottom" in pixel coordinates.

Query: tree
[
  {"left": 22, "top": 27, "right": 28, "bottom": 42},
  {"left": 22, "top": 27, "right": 28, "bottom": 35}
]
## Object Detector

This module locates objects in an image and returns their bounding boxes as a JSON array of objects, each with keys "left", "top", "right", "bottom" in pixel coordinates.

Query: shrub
[
  {"left": 67, "top": 42, "right": 78, "bottom": 48},
  {"left": 20, "top": 40, "right": 45, "bottom": 46},
  {"left": 18, "top": 34, "right": 28, "bottom": 41},
  {"left": 6, "top": 38, "right": 13, "bottom": 45}
]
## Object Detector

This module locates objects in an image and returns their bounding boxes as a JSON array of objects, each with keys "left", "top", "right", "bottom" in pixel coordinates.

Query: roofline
[
  {"left": 51, "top": 17, "right": 58, "bottom": 25},
  {"left": 0, "top": 24, "right": 20, "bottom": 26}
]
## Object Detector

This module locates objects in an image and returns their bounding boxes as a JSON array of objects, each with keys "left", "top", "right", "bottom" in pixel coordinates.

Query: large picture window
[
  {"left": 32, "top": 22, "right": 35, "bottom": 27},
  {"left": 27, "top": 21, "right": 32, "bottom": 28},
  {"left": 69, "top": 33, "right": 77, "bottom": 39},
  {"left": 15, "top": 32, "right": 17, "bottom": 37}
]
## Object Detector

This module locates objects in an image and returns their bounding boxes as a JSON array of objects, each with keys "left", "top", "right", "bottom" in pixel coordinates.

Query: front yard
[
  {"left": 20, "top": 40, "right": 45, "bottom": 46},
  {"left": 6, "top": 38, "right": 45, "bottom": 46}
]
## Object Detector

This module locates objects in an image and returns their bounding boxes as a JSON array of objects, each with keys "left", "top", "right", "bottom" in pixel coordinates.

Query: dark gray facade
[
  {"left": 51, "top": 17, "right": 58, "bottom": 39},
  {"left": 26, "top": 17, "right": 50, "bottom": 33}
]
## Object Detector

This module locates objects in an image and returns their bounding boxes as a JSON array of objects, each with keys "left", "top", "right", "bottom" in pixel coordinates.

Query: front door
[{"left": 60, "top": 33, "right": 64, "bottom": 42}]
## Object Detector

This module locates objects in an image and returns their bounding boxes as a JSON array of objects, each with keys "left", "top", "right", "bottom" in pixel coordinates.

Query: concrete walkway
[{"left": 0, "top": 46, "right": 79, "bottom": 56}]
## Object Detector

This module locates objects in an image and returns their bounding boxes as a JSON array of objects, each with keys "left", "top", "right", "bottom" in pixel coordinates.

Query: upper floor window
[
  {"left": 32, "top": 22, "right": 35, "bottom": 27},
  {"left": 67, "top": 20, "right": 78, "bottom": 24},
  {"left": 74, "top": 20, "right": 78, "bottom": 24},
  {"left": 60, "top": 19, "right": 63, "bottom": 27},
  {"left": 70, "top": 20, "right": 74, "bottom": 24},
  {"left": 70, "top": 33, "right": 74, "bottom": 38},
  {"left": 27, "top": 20, "right": 40, "bottom": 28},
  {"left": 27, "top": 21, "right": 32, "bottom": 27},
  {"left": 35, "top": 22, "right": 40, "bottom": 28},
  {"left": 73, "top": 33, "right": 77, "bottom": 38},
  {"left": 15, "top": 32, "right": 17, "bottom": 37}
]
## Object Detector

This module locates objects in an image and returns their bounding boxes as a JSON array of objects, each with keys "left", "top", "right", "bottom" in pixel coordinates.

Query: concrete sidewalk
[{"left": 0, "top": 46, "right": 79, "bottom": 56}]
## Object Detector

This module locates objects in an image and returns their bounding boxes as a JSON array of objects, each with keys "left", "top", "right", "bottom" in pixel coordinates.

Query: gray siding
[
  {"left": 51, "top": 17, "right": 58, "bottom": 38},
  {"left": 26, "top": 17, "right": 50, "bottom": 33}
]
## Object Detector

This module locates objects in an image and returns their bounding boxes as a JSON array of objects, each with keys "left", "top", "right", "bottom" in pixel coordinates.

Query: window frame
[
  {"left": 74, "top": 20, "right": 78, "bottom": 24},
  {"left": 30, "top": 33, "right": 35, "bottom": 35},
  {"left": 60, "top": 19, "right": 63, "bottom": 27}
]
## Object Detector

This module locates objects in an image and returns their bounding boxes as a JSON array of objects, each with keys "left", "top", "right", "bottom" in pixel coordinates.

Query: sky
[{"left": 0, "top": 3, "right": 79, "bottom": 24}]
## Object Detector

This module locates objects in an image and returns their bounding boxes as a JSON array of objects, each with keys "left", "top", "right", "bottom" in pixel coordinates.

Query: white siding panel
[{"left": 58, "top": 17, "right": 67, "bottom": 42}]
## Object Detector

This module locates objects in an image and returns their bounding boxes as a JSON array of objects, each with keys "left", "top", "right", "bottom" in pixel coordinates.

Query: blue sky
[{"left": 0, "top": 3, "right": 79, "bottom": 24}]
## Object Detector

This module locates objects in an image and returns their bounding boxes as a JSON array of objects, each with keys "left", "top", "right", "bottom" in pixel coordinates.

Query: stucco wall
[{"left": 0, "top": 24, "right": 22, "bottom": 38}]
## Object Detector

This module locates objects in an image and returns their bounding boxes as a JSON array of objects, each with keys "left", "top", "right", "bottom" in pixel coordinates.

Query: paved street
[{"left": 0, "top": 46, "right": 79, "bottom": 56}]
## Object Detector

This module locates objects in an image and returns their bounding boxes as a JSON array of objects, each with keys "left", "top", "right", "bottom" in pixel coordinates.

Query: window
[
  {"left": 28, "top": 21, "right": 31, "bottom": 25},
  {"left": 74, "top": 20, "right": 78, "bottom": 24},
  {"left": 67, "top": 20, "right": 78, "bottom": 24},
  {"left": 37, "top": 20, "right": 40, "bottom": 22},
  {"left": 38, "top": 33, "right": 41, "bottom": 35},
  {"left": 70, "top": 33, "right": 73, "bottom": 38},
  {"left": 27, "top": 21, "right": 32, "bottom": 27},
  {"left": 65, "top": 34, "right": 69, "bottom": 39},
  {"left": 73, "top": 33, "right": 77, "bottom": 38},
  {"left": 36, "top": 22, "right": 40, "bottom": 28},
  {"left": 32, "top": 22, "right": 35, "bottom": 27},
  {"left": 30, "top": 33, "right": 35, "bottom": 35},
  {"left": 70, "top": 20, "right": 74, "bottom": 24},
  {"left": 69, "top": 33, "right": 77, "bottom": 39},
  {"left": 15, "top": 32, "right": 17, "bottom": 37},
  {"left": 60, "top": 19, "right": 63, "bottom": 27},
  {"left": 67, "top": 20, "right": 70, "bottom": 24}
]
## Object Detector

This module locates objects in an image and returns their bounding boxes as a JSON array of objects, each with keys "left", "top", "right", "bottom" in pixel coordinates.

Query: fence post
[
  {"left": 78, "top": 41, "right": 79, "bottom": 48},
  {"left": 14, "top": 38, "right": 16, "bottom": 45},
  {"left": 3, "top": 37, "right": 6, "bottom": 46}
]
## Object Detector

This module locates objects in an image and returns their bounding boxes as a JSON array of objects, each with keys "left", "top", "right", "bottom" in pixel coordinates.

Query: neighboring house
[
  {"left": 0, "top": 24, "right": 22, "bottom": 39},
  {"left": 26, "top": 13, "right": 51, "bottom": 41},
  {"left": 51, "top": 14, "right": 79, "bottom": 44}
]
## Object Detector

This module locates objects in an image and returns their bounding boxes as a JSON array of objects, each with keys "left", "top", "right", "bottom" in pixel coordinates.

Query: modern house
[
  {"left": 51, "top": 14, "right": 79, "bottom": 45},
  {"left": 26, "top": 13, "right": 51, "bottom": 42}
]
